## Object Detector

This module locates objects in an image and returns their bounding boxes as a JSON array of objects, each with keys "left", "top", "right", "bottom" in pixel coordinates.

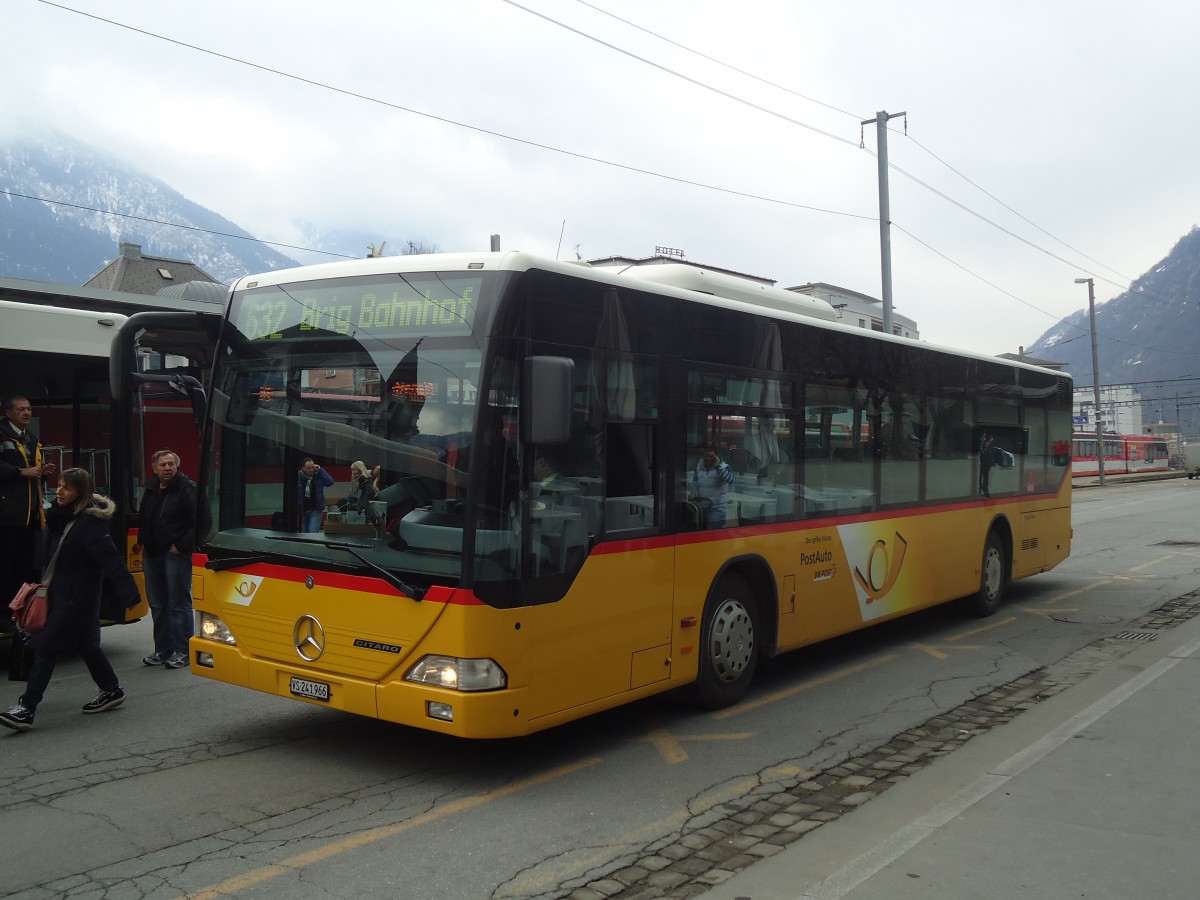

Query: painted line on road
[
  {"left": 1128, "top": 552, "right": 1172, "bottom": 573},
  {"left": 1041, "top": 583, "right": 1095, "bottom": 605},
  {"left": 794, "top": 630, "right": 1200, "bottom": 899},
  {"left": 909, "top": 642, "right": 982, "bottom": 660},
  {"left": 184, "top": 756, "right": 602, "bottom": 899},
  {"left": 947, "top": 616, "right": 1017, "bottom": 641},
  {"left": 713, "top": 655, "right": 898, "bottom": 720},
  {"left": 642, "top": 727, "right": 756, "bottom": 764}
]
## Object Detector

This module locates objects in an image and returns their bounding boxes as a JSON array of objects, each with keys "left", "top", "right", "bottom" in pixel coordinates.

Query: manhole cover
[{"left": 1050, "top": 612, "right": 1121, "bottom": 625}]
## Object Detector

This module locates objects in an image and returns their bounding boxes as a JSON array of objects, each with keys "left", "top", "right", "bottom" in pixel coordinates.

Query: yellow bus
[{"left": 122, "top": 253, "right": 1072, "bottom": 737}]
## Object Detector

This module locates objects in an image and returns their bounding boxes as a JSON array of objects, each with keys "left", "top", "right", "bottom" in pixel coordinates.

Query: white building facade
[
  {"left": 787, "top": 282, "right": 920, "bottom": 340},
  {"left": 1072, "top": 385, "right": 1142, "bottom": 435}
]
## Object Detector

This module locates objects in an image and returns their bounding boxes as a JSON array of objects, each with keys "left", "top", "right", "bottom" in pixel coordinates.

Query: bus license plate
[{"left": 290, "top": 676, "right": 330, "bottom": 701}]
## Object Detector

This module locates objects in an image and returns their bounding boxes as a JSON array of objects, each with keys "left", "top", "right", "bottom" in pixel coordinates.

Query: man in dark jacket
[
  {"left": 296, "top": 457, "right": 333, "bottom": 533},
  {"left": 979, "top": 433, "right": 1001, "bottom": 498},
  {"left": 137, "top": 450, "right": 197, "bottom": 669},
  {"left": 0, "top": 394, "right": 55, "bottom": 632}
]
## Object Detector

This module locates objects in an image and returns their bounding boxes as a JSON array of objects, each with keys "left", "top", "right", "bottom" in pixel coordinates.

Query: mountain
[
  {"left": 1026, "top": 227, "right": 1200, "bottom": 399},
  {"left": 0, "top": 133, "right": 300, "bottom": 284}
]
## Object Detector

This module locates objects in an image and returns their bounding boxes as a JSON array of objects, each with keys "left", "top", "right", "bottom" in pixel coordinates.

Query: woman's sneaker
[
  {"left": 82, "top": 689, "right": 126, "bottom": 714},
  {"left": 142, "top": 652, "right": 169, "bottom": 666},
  {"left": 0, "top": 704, "right": 35, "bottom": 732},
  {"left": 164, "top": 651, "right": 189, "bottom": 669}
]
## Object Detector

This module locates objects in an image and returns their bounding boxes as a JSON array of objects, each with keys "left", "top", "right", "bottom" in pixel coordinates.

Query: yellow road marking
[
  {"left": 642, "top": 728, "right": 756, "bottom": 764},
  {"left": 714, "top": 654, "right": 898, "bottom": 720},
  {"left": 1041, "top": 585, "right": 1093, "bottom": 605},
  {"left": 910, "top": 642, "right": 982, "bottom": 660},
  {"left": 185, "top": 756, "right": 602, "bottom": 899},
  {"left": 948, "top": 616, "right": 1017, "bottom": 641}
]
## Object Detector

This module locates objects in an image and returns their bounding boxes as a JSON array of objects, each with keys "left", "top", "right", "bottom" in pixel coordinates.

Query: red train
[{"left": 1071, "top": 432, "right": 1170, "bottom": 477}]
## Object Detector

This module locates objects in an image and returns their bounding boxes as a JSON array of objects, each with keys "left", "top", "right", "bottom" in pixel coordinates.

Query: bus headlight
[
  {"left": 405, "top": 655, "right": 506, "bottom": 691},
  {"left": 196, "top": 611, "right": 236, "bottom": 645}
]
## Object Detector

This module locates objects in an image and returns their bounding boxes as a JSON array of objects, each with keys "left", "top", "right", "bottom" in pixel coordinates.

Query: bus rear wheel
[
  {"left": 692, "top": 574, "right": 758, "bottom": 709},
  {"left": 958, "top": 531, "right": 1006, "bottom": 618}
]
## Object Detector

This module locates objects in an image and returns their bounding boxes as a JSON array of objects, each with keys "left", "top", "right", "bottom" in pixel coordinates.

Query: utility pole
[
  {"left": 862, "top": 110, "right": 905, "bottom": 335},
  {"left": 1075, "top": 277, "right": 1105, "bottom": 486}
]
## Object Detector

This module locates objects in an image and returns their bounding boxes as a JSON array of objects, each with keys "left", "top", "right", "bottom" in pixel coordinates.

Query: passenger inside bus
[
  {"left": 690, "top": 447, "right": 734, "bottom": 529},
  {"left": 529, "top": 446, "right": 587, "bottom": 576},
  {"left": 531, "top": 447, "right": 580, "bottom": 509}
]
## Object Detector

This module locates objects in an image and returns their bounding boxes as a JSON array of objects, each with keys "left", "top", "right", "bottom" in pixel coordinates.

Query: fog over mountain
[{"left": 0, "top": 132, "right": 304, "bottom": 284}]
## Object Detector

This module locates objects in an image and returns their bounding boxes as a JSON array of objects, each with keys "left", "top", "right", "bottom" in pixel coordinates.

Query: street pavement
[{"left": 698, "top": 595, "right": 1200, "bottom": 899}]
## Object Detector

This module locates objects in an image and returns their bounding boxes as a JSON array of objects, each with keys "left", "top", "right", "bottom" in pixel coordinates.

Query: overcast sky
[{"left": 5, "top": 0, "right": 1198, "bottom": 356}]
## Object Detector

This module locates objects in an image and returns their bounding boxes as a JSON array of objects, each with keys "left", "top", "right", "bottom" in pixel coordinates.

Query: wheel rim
[
  {"left": 982, "top": 545, "right": 1003, "bottom": 600},
  {"left": 707, "top": 597, "right": 755, "bottom": 683}
]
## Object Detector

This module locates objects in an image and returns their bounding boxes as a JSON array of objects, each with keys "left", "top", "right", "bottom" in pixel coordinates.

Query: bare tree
[{"left": 402, "top": 240, "right": 440, "bottom": 255}]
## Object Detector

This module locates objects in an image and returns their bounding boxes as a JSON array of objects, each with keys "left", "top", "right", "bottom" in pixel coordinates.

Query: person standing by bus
[
  {"left": 691, "top": 447, "right": 734, "bottom": 529},
  {"left": 138, "top": 450, "right": 197, "bottom": 669},
  {"left": 0, "top": 394, "right": 55, "bottom": 632},
  {"left": 0, "top": 467, "right": 141, "bottom": 732},
  {"left": 296, "top": 458, "right": 333, "bottom": 532},
  {"left": 979, "top": 433, "right": 999, "bottom": 498}
]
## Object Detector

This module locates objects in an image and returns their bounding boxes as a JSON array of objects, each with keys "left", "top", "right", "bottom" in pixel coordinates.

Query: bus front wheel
[
  {"left": 692, "top": 574, "right": 759, "bottom": 709},
  {"left": 959, "top": 531, "right": 1007, "bottom": 618}
]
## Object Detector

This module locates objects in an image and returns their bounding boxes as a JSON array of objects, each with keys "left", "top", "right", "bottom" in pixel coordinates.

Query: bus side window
[{"left": 604, "top": 423, "right": 656, "bottom": 532}]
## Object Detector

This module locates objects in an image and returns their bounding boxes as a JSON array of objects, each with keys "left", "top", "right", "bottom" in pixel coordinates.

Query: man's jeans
[
  {"left": 301, "top": 509, "right": 323, "bottom": 533},
  {"left": 142, "top": 551, "right": 193, "bottom": 655}
]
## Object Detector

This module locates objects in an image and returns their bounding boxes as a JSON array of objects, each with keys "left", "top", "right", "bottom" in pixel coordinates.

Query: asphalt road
[{"left": 2, "top": 478, "right": 1197, "bottom": 899}]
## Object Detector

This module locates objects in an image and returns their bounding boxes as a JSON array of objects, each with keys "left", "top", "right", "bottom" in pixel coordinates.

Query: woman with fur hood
[{"left": 0, "top": 468, "right": 140, "bottom": 733}]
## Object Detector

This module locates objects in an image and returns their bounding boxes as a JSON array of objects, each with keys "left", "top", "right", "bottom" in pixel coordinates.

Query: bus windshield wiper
[
  {"left": 206, "top": 550, "right": 292, "bottom": 571},
  {"left": 271, "top": 536, "right": 425, "bottom": 601}
]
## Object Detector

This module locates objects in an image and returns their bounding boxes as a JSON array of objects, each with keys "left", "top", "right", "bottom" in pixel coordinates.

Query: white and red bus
[
  {"left": 1, "top": 297, "right": 218, "bottom": 627},
  {"left": 1071, "top": 432, "right": 1170, "bottom": 477},
  {"left": 116, "top": 253, "right": 1075, "bottom": 738}
]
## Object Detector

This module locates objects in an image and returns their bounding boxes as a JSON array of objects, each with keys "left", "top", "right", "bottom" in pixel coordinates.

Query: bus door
[{"left": 510, "top": 346, "right": 672, "bottom": 716}]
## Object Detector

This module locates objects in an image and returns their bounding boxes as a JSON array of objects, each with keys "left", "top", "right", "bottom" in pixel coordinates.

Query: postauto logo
[{"left": 839, "top": 524, "right": 909, "bottom": 622}]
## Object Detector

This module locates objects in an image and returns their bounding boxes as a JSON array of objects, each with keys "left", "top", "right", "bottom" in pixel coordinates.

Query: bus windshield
[{"left": 204, "top": 272, "right": 492, "bottom": 587}]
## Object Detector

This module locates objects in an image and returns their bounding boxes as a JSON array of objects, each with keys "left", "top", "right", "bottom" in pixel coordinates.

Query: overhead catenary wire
[
  {"left": 26, "top": 0, "right": 1188, "bottom": 354},
  {"left": 0, "top": 188, "right": 356, "bottom": 260},
  {"left": 31, "top": 0, "right": 873, "bottom": 224},
  {"left": 552, "top": 0, "right": 1170, "bottom": 305}
]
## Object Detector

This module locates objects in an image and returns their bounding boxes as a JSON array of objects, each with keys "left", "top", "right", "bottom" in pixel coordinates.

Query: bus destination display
[{"left": 234, "top": 275, "right": 481, "bottom": 341}]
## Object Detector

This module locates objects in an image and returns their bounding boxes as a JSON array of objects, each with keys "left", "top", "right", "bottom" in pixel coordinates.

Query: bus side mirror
[{"left": 521, "top": 356, "right": 573, "bottom": 445}]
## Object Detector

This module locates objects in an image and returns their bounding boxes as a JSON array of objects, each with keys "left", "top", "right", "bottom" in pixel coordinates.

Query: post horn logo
[
  {"left": 235, "top": 581, "right": 258, "bottom": 599},
  {"left": 853, "top": 532, "right": 908, "bottom": 604}
]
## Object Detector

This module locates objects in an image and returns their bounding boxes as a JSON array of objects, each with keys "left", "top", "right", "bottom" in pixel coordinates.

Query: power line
[
  {"left": 900, "top": 134, "right": 1135, "bottom": 287},
  {"left": 553, "top": 1, "right": 1175, "bottom": 306},
  {"left": 568, "top": 0, "right": 864, "bottom": 121},
  {"left": 890, "top": 222, "right": 1088, "bottom": 336},
  {"left": 30, "top": 0, "right": 1190, "bottom": 347},
  {"left": 0, "top": 188, "right": 355, "bottom": 260},
  {"left": 3, "top": 186, "right": 341, "bottom": 260},
  {"left": 32, "top": 0, "right": 874, "bottom": 223},
  {"left": 503, "top": 0, "right": 861, "bottom": 148}
]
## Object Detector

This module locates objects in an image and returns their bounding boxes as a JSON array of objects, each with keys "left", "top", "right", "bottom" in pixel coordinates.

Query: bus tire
[
  {"left": 959, "top": 531, "right": 1006, "bottom": 618},
  {"left": 692, "top": 574, "right": 759, "bottom": 709}
]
